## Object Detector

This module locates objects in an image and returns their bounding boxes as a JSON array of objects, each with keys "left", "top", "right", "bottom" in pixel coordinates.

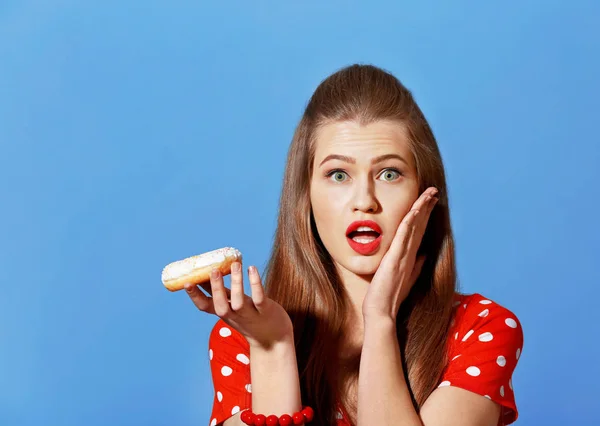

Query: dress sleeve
[
  {"left": 439, "top": 294, "right": 524, "bottom": 425},
  {"left": 207, "top": 319, "right": 252, "bottom": 426}
]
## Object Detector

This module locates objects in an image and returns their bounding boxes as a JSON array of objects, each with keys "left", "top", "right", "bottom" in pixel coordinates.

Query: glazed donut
[{"left": 161, "top": 247, "right": 242, "bottom": 292}]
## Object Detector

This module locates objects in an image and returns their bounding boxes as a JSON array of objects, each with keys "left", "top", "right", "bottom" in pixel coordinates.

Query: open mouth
[
  {"left": 346, "top": 221, "right": 383, "bottom": 255},
  {"left": 347, "top": 228, "right": 381, "bottom": 243}
]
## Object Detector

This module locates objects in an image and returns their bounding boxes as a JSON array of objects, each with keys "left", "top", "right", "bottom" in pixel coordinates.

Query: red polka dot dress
[{"left": 206, "top": 293, "right": 523, "bottom": 426}]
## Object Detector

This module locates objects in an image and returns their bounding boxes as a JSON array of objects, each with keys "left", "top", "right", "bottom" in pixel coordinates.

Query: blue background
[{"left": 1, "top": 1, "right": 598, "bottom": 425}]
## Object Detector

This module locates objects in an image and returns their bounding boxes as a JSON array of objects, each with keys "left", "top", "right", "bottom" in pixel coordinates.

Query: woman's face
[{"left": 310, "top": 120, "right": 420, "bottom": 277}]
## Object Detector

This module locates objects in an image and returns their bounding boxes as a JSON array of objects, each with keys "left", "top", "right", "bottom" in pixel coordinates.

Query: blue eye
[
  {"left": 327, "top": 170, "right": 348, "bottom": 182},
  {"left": 379, "top": 168, "right": 402, "bottom": 182}
]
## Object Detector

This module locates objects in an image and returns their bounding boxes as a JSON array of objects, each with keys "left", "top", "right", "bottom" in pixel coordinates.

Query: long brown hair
[{"left": 263, "top": 64, "right": 457, "bottom": 425}]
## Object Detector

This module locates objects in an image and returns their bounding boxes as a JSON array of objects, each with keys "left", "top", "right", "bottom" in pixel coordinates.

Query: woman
[{"left": 185, "top": 64, "right": 523, "bottom": 426}]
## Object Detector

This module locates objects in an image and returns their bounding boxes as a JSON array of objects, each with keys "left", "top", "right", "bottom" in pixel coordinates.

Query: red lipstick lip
[
  {"left": 345, "top": 220, "right": 382, "bottom": 236},
  {"left": 345, "top": 220, "right": 383, "bottom": 256},
  {"left": 347, "top": 235, "right": 382, "bottom": 255}
]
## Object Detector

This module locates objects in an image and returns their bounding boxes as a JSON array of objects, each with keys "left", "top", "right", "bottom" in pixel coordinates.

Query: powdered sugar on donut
[{"left": 162, "top": 247, "right": 242, "bottom": 282}]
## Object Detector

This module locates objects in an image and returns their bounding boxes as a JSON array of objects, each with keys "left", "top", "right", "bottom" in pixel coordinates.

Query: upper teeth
[{"left": 356, "top": 226, "right": 375, "bottom": 232}]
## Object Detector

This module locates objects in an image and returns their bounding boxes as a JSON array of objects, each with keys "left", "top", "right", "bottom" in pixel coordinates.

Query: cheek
[
  {"left": 310, "top": 185, "right": 334, "bottom": 224},
  {"left": 382, "top": 189, "right": 419, "bottom": 228},
  {"left": 310, "top": 182, "right": 344, "bottom": 239}
]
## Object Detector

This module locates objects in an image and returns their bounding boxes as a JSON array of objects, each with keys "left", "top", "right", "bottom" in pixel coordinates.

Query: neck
[{"left": 336, "top": 265, "right": 373, "bottom": 355}]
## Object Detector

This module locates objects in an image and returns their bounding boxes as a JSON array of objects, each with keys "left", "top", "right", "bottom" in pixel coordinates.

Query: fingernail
[
  {"left": 248, "top": 265, "right": 256, "bottom": 275},
  {"left": 211, "top": 268, "right": 219, "bottom": 278},
  {"left": 231, "top": 262, "right": 240, "bottom": 272}
]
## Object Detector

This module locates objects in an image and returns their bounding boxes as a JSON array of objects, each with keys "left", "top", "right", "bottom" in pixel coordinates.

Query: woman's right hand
[{"left": 184, "top": 261, "right": 294, "bottom": 350}]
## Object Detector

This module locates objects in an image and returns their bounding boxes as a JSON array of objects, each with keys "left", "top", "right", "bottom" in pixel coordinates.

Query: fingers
[
  {"left": 419, "top": 187, "right": 439, "bottom": 209},
  {"left": 230, "top": 262, "right": 245, "bottom": 311},
  {"left": 416, "top": 187, "right": 439, "bottom": 236},
  {"left": 406, "top": 188, "right": 439, "bottom": 255},
  {"left": 184, "top": 264, "right": 263, "bottom": 317},
  {"left": 184, "top": 283, "right": 216, "bottom": 314},
  {"left": 390, "top": 207, "right": 418, "bottom": 258},
  {"left": 411, "top": 188, "right": 438, "bottom": 238},
  {"left": 390, "top": 187, "right": 439, "bottom": 258},
  {"left": 198, "top": 280, "right": 231, "bottom": 299},
  {"left": 248, "top": 266, "right": 266, "bottom": 312},
  {"left": 210, "top": 269, "right": 232, "bottom": 317}
]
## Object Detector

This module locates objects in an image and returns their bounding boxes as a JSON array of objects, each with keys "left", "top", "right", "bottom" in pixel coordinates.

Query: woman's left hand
[{"left": 362, "top": 187, "right": 439, "bottom": 323}]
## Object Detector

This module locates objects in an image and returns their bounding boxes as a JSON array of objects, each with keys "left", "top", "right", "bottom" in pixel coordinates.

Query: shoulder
[
  {"left": 208, "top": 319, "right": 251, "bottom": 388},
  {"left": 207, "top": 320, "right": 252, "bottom": 426},
  {"left": 209, "top": 319, "right": 250, "bottom": 359},
  {"left": 209, "top": 318, "right": 249, "bottom": 345},
  {"left": 452, "top": 293, "right": 523, "bottom": 346},
  {"left": 441, "top": 293, "right": 524, "bottom": 424}
]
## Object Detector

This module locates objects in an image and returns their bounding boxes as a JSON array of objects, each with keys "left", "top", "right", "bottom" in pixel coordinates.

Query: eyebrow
[{"left": 318, "top": 153, "right": 408, "bottom": 167}]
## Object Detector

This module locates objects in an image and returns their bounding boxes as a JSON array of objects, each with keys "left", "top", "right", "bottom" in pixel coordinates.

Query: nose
[{"left": 351, "top": 178, "right": 379, "bottom": 213}]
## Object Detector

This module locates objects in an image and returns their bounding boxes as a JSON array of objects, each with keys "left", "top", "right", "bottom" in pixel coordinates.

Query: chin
[{"left": 343, "top": 254, "right": 382, "bottom": 276}]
